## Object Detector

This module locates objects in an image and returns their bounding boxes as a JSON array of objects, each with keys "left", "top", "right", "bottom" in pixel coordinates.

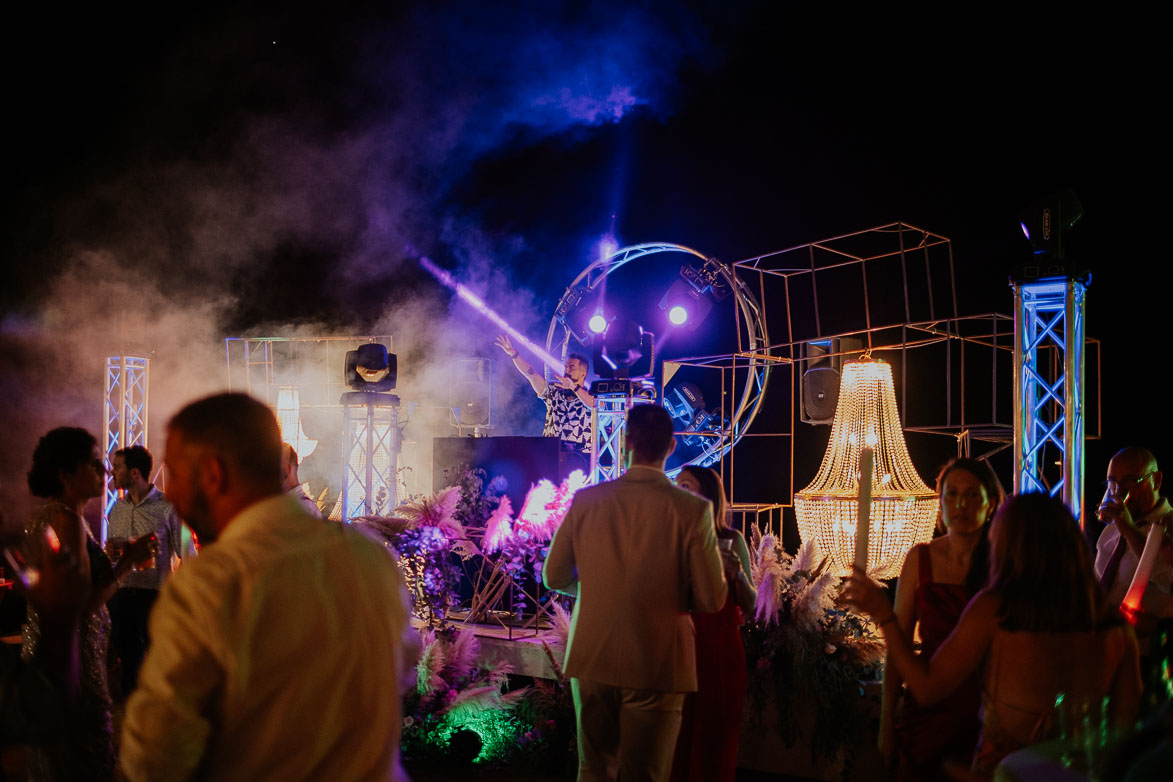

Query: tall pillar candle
[{"left": 855, "top": 446, "right": 874, "bottom": 573}]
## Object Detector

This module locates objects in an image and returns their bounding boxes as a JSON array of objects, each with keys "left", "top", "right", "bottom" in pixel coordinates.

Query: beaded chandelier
[{"left": 794, "top": 358, "right": 937, "bottom": 579}]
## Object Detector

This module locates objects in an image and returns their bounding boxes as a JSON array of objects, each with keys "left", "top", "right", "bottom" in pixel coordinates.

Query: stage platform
[{"left": 414, "top": 618, "right": 567, "bottom": 681}]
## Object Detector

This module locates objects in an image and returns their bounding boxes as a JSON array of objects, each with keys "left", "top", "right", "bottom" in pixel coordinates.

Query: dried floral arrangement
[
  {"left": 398, "top": 574, "right": 577, "bottom": 769},
  {"left": 472, "top": 470, "right": 589, "bottom": 622},
  {"left": 742, "top": 527, "right": 886, "bottom": 765},
  {"left": 401, "top": 626, "right": 528, "bottom": 763}
]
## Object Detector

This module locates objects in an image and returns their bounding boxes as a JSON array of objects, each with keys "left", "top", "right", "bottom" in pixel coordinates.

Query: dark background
[{"left": 1, "top": 2, "right": 1164, "bottom": 536}]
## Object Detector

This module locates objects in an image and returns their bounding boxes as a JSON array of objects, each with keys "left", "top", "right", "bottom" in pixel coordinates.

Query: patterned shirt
[
  {"left": 107, "top": 487, "right": 187, "bottom": 590},
  {"left": 541, "top": 384, "right": 593, "bottom": 453}
]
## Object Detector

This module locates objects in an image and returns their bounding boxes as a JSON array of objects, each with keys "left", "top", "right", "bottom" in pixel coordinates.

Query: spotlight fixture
[
  {"left": 658, "top": 258, "right": 730, "bottom": 331},
  {"left": 592, "top": 319, "right": 655, "bottom": 379},
  {"left": 555, "top": 285, "right": 611, "bottom": 343},
  {"left": 663, "top": 382, "right": 705, "bottom": 423},
  {"left": 344, "top": 343, "right": 397, "bottom": 391},
  {"left": 1017, "top": 189, "right": 1084, "bottom": 264},
  {"left": 658, "top": 280, "right": 713, "bottom": 330}
]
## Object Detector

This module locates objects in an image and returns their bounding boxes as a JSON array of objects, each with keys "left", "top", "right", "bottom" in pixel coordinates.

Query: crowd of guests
[
  {"left": 847, "top": 451, "right": 1172, "bottom": 780},
  {"left": 2, "top": 394, "right": 412, "bottom": 781},
  {"left": 2, "top": 392, "right": 1172, "bottom": 781}
]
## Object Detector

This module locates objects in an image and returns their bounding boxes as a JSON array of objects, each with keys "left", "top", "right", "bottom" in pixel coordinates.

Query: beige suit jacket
[{"left": 543, "top": 464, "right": 728, "bottom": 692}]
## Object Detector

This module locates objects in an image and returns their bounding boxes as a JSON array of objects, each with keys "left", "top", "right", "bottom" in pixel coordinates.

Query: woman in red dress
[
  {"left": 669, "top": 466, "right": 756, "bottom": 782},
  {"left": 850, "top": 493, "right": 1142, "bottom": 779},
  {"left": 879, "top": 458, "right": 1002, "bottom": 781}
]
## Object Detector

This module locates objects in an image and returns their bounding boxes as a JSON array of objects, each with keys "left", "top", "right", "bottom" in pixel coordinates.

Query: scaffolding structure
[
  {"left": 225, "top": 336, "right": 392, "bottom": 407},
  {"left": 340, "top": 392, "right": 402, "bottom": 520},
  {"left": 102, "top": 355, "right": 149, "bottom": 539},
  {"left": 225, "top": 336, "right": 399, "bottom": 517},
  {"left": 588, "top": 379, "right": 657, "bottom": 484},
  {"left": 1012, "top": 276, "right": 1090, "bottom": 526}
]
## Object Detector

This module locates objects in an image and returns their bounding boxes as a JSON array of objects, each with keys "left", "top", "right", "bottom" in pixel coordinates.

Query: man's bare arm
[{"left": 495, "top": 334, "right": 548, "bottom": 395}]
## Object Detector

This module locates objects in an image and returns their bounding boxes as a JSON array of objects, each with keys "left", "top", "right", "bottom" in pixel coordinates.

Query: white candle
[
  {"left": 1121, "top": 522, "right": 1165, "bottom": 619},
  {"left": 855, "top": 447, "right": 874, "bottom": 573}
]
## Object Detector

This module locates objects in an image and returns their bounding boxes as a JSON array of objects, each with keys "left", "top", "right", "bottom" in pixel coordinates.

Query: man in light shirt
[
  {"left": 544, "top": 404, "right": 727, "bottom": 782},
  {"left": 107, "top": 445, "right": 188, "bottom": 697},
  {"left": 121, "top": 393, "right": 411, "bottom": 782}
]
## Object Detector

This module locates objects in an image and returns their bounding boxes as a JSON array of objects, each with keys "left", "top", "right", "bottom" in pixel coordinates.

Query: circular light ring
[
  {"left": 667, "top": 305, "right": 689, "bottom": 325},
  {"left": 546, "top": 243, "right": 771, "bottom": 471},
  {"left": 588, "top": 314, "right": 608, "bottom": 333}
]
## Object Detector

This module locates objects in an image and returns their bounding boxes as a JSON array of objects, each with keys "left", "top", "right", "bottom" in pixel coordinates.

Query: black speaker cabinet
[
  {"left": 800, "top": 337, "right": 863, "bottom": 424},
  {"left": 432, "top": 436, "right": 561, "bottom": 512}
]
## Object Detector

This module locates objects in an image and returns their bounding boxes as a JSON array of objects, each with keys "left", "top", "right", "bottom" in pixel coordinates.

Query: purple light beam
[{"left": 418, "top": 256, "right": 567, "bottom": 376}]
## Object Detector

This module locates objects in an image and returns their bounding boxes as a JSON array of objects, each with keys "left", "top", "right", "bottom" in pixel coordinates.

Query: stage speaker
[
  {"left": 800, "top": 338, "right": 863, "bottom": 425},
  {"left": 433, "top": 436, "right": 560, "bottom": 513},
  {"left": 450, "top": 358, "right": 493, "bottom": 430}
]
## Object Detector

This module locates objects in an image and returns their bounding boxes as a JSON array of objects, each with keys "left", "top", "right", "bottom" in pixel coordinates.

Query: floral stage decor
[
  {"left": 353, "top": 467, "right": 583, "bottom": 770},
  {"left": 743, "top": 527, "right": 886, "bottom": 765},
  {"left": 360, "top": 465, "right": 890, "bottom": 773}
]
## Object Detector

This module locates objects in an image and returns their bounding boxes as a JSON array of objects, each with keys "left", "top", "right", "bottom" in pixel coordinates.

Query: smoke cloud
[{"left": 0, "top": 2, "right": 711, "bottom": 529}]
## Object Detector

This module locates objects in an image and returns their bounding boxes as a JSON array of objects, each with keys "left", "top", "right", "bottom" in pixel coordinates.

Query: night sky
[{"left": 1, "top": 2, "right": 1164, "bottom": 527}]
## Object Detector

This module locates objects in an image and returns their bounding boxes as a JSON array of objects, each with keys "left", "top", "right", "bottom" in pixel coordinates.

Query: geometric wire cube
[
  {"left": 340, "top": 391, "right": 401, "bottom": 521},
  {"left": 1012, "top": 276, "right": 1088, "bottom": 526},
  {"left": 102, "top": 355, "right": 149, "bottom": 540},
  {"left": 794, "top": 359, "right": 937, "bottom": 579}
]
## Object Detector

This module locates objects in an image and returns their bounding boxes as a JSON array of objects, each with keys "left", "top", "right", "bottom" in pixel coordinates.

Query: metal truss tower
[
  {"left": 590, "top": 379, "right": 657, "bottom": 484},
  {"left": 340, "top": 391, "right": 401, "bottom": 520},
  {"left": 102, "top": 355, "right": 149, "bottom": 538},
  {"left": 1013, "top": 276, "right": 1089, "bottom": 525}
]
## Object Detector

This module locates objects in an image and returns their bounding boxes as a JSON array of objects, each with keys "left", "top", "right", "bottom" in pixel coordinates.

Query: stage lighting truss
[
  {"left": 341, "top": 393, "right": 402, "bottom": 520},
  {"left": 591, "top": 379, "right": 658, "bottom": 484},
  {"left": 547, "top": 243, "right": 771, "bottom": 476},
  {"left": 1012, "top": 276, "right": 1088, "bottom": 525},
  {"left": 102, "top": 355, "right": 149, "bottom": 540}
]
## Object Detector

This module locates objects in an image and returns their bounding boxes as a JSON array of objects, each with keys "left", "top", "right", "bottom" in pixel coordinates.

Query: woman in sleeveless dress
[
  {"left": 669, "top": 466, "right": 756, "bottom": 782},
  {"left": 880, "top": 458, "right": 1001, "bottom": 781},
  {"left": 22, "top": 428, "right": 154, "bottom": 781},
  {"left": 849, "top": 492, "right": 1143, "bottom": 780}
]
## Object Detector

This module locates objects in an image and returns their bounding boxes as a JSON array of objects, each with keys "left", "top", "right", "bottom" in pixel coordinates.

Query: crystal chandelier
[{"left": 794, "top": 358, "right": 937, "bottom": 579}]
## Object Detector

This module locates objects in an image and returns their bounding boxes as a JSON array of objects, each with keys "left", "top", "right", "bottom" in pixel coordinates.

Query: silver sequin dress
[{"left": 21, "top": 501, "right": 116, "bottom": 782}]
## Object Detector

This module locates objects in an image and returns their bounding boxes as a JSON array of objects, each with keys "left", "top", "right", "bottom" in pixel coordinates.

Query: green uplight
[{"left": 435, "top": 708, "right": 523, "bottom": 763}]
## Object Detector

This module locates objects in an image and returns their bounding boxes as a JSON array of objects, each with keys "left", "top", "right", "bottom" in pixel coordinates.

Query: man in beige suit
[{"left": 544, "top": 404, "right": 728, "bottom": 782}]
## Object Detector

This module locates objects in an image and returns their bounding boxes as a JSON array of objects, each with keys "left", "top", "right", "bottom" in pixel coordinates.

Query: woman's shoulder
[
  {"left": 899, "top": 541, "right": 928, "bottom": 577},
  {"left": 964, "top": 588, "right": 1003, "bottom": 622}
]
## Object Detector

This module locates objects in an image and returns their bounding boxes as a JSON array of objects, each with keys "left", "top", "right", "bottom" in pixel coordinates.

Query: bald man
[{"left": 1094, "top": 447, "right": 1173, "bottom": 648}]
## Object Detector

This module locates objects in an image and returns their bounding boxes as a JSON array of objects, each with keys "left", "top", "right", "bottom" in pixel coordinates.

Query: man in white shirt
[
  {"left": 107, "top": 445, "right": 188, "bottom": 696},
  {"left": 120, "top": 393, "right": 411, "bottom": 782}
]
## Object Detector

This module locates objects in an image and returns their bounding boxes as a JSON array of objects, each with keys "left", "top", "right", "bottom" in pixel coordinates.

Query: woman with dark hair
[
  {"left": 22, "top": 427, "right": 152, "bottom": 781},
  {"left": 880, "top": 458, "right": 1001, "bottom": 781},
  {"left": 669, "top": 466, "right": 755, "bottom": 782},
  {"left": 848, "top": 493, "right": 1143, "bottom": 778}
]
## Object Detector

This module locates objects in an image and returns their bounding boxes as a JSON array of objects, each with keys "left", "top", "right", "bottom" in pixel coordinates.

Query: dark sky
[{"left": 1, "top": 2, "right": 1165, "bottom": 518}]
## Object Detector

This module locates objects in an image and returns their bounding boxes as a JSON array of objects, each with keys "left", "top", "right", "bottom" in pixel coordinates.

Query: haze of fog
[{"left": 0, "top": 3, "right": 712, "bottom": 529}]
